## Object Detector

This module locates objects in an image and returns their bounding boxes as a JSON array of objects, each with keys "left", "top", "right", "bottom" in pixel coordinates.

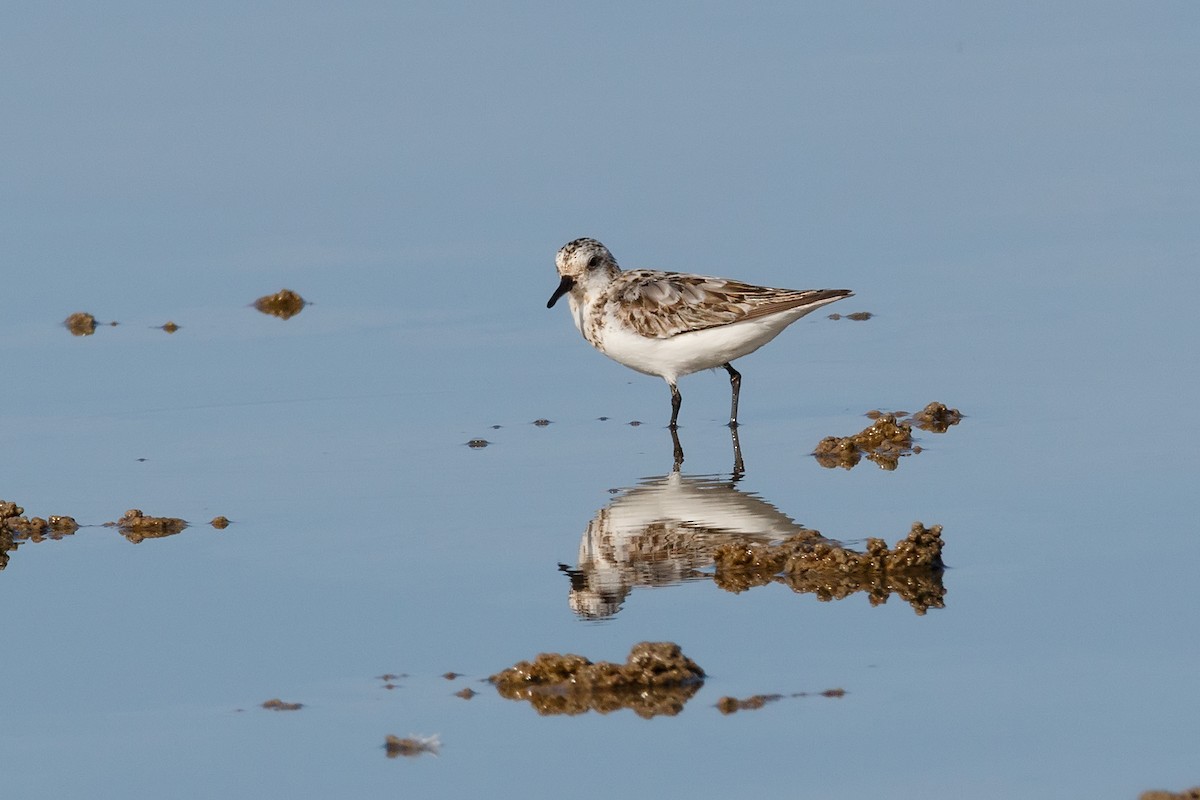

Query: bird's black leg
[
  {"left": 729, "top": 424, "right": 745, "bottom": 480},
  {"left": 669, "top": 382, "right": 682, "bottom": 429},
  {"left": 723, "top": 363, "right": 742, "bottom": 428}
]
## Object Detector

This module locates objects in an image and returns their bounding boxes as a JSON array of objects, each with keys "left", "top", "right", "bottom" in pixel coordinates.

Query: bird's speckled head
[
  {"left": 547, "top": 238, "right": 620, "bottom": 308},
  {"left": 555, "top": 238, "right": 618, "bottom": 278}
]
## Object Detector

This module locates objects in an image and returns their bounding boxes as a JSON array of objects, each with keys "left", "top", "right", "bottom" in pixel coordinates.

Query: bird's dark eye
[{"left": 587, "top": 255, "right": 601, "bottom": 269}]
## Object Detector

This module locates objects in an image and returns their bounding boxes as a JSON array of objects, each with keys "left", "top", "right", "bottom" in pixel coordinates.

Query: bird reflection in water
[
  {"left": 560, "top": 469, "right": 805, "bottom": 619},
  {"left": 560, "top": 430, "right": 945, "bottom": 619}
]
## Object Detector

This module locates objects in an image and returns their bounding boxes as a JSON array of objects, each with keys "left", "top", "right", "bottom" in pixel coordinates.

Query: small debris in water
[
  {"left": 64, "top": 312, "right": 98, "bottom": 336},
  {"left": 628, "top": 420, "right": 642, "bottom": 427},
  {"left": 716, "top": 694, "right": 783, "bottom": 714},
  {"left": 161, "top": 321, "right": 180, "bottom": 333},
  {"left": 253, "top": 289, "right": 306, "bottom": 320},
  {"left": 532, "top": 419, "right": 552, "bottom": 426},
  {"left": 455, "top": 687, "right": 477, "bottom": 700},
  {"left": 491, "top": 424, "right": 502, "bottom": 430},
  {"left": 377, "top": 673, "right": 406, "bottom": 682},
  {"left": 828, "top": 311, "right": 872, "bottom": 321},
  {"left": 210, "top": 516, "right": 230, "bottom": 529},
  {"left": 466, "top": 439, "right": 490, "bottom": 448},
  {"left": 490, "top": 641, "right": 705, "bottom": 718},
  {"left": 261, "top": 698, "right": 303, "bottom": 711},
  {"left": 384, "top": 734, "right": 440, "bottom": 759},
  {"left": 717, "top": 688, "right": 844, "bottom": 714},
  {"left": 598, "top": 416, "right": 609, "bottom": 421}
]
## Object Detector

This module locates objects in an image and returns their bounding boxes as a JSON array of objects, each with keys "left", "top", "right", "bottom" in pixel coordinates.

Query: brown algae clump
[
  {"left": 911, "top": 401, "right": 963, "bottom": 433},
  {"left": 65, "top": 312, "right": 98, "bottom": 336},
  {"left": 2, "top": 501, "right": 80, "bottom": 540},
  {"left": 161, "top": 321, "right": 180, "bottom": 333},
  {"left": 814, "top": 403, "right": 961, "bottom": 470},
  {"left": 490, "top": 641, "right": 705, "bottom": 718},
  {"left": 114, "top": 509, "right": 188, "bottom": 543},
  {"left": 814, "top": 413, "right": 914, "bottom": 471},
  {"left": 253, "top": 289, "right": 306, "bottom": 319},
  {"left": 49, "top": 515, "right": 80, "bottom": 533},
  {"left": 2, "top": 501, "right": 81, "bottom": 570},
  {"left": 713, "top": 523, "right": 946, "bottom": 615},
  {"left": 210, "top": 516, "right": 231, "bottom": 529},
  {"left": 261, "top": 698, "right": 303, "bottom": 711},
  {"left": 1140, "top": 790, "right": 1200, "bottom": 800},
  {"left": 384, "top": 734, "right": 440, "bottom": 758}
]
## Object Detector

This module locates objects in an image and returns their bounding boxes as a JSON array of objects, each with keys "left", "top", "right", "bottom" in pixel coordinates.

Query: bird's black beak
[{"left": 547, "top": 275, "right": 574, "bottom": 309}]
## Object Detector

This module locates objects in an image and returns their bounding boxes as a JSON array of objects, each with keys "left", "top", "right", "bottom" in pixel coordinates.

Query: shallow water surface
[
  {"left": 3, "top": 5, "right": 1199, "bottom": 799},
  {"left": 3, "top": 277, "right": 1196, "bottom": 798}
]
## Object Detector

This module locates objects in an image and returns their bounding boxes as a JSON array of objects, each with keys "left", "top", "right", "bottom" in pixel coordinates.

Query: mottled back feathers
[{"left": 611, "top": 270, "right": 851, "bottom": 339}]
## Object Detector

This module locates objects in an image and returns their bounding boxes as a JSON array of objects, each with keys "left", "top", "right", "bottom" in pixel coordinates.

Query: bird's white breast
[{"left": 591, "top": 306, "right": 806, "bottom": 383}]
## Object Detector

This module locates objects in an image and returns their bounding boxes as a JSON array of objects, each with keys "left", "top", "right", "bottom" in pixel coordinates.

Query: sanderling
[{"left": 547, "top": 238, "right": 852, "bottom": 428}]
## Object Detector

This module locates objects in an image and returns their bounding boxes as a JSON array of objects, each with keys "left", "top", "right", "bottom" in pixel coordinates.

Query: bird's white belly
[{"left": 595, "top": 313, "right": 796, "bottom": 383}]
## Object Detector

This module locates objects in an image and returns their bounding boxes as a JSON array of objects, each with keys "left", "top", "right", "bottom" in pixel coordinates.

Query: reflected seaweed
[
  {"left": 558, "top": 474, "right": 945, "bottom": 618},
  {"left": 490, "top": 641, "right": 704, "bottom": 718},
  {"left": 713, "top": 522, "right": 946, "bottom": 615}
]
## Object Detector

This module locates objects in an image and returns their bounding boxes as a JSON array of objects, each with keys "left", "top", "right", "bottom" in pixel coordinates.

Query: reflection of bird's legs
[
  {"left": 668, "top": 382, "right": 682, "bottom": 429},
  {"left": 730, "top": 424, "right": 745, "bottom": 481},
  {"left": 670, "top": 426, "right": 685, "bottom": 471},
  {"left": 723, "top": 363, "right": 741, "bottom": 428}
]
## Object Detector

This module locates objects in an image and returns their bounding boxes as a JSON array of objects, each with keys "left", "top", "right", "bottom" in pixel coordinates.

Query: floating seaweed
[
  {"left": 814, "top": 402, "right": 962, "bottom": 470},
  {"left": 253, "top": 289, "right": 307, "bottom": 320},
  {"left": 490, "top": 642, "right": 705, "bottom": 718}
]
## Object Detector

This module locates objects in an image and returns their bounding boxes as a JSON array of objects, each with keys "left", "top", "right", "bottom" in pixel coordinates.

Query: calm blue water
[{"left": 2, "top": 4, "right": 1198, "bottom": 798}]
